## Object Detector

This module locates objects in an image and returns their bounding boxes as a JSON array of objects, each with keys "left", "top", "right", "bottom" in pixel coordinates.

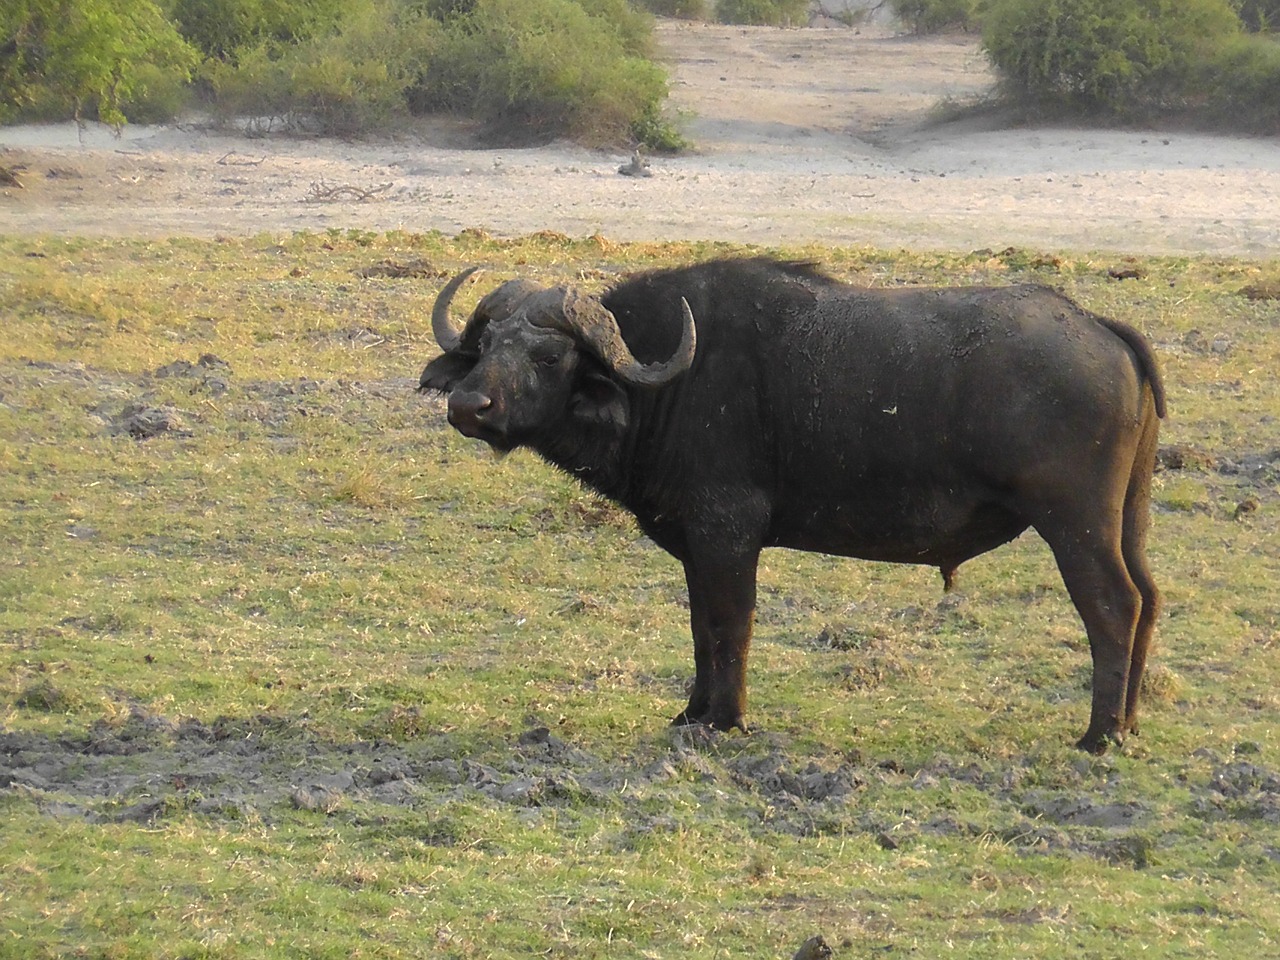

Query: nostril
[{"left": 449, "top": 391, "right": 495, "bottom": 428}]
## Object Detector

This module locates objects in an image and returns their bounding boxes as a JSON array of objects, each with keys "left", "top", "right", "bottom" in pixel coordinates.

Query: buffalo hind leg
[
  {"left": 673, "top": 549, "right": 760, "bottom": 733},
  {"left": 1118, "top": 540, "right": 1159, "bottom": 739},
  {"left": 1040, "top": 522, "right": 1142, "bottom": 754},
  {"left": 1119, "top": 422, "right": 1162, "bottom": 737}
]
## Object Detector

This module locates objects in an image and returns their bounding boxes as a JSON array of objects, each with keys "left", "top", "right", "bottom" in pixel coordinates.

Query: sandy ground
[{"left": 2, "top": 21, "right": 1279, "bottom": 255}]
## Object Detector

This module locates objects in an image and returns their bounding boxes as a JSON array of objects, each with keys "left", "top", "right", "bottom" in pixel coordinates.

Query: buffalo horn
[
  {"left": 431, "top": 266, "right": 482, "bottom": 353},
  {"left": 559, "top": 291, "right": 696, "bottom": 388}
]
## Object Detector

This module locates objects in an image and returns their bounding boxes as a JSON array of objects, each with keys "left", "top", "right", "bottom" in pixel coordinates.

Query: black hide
[{"left": 419, "top": 258, "right": 1165, "bottom": 754}]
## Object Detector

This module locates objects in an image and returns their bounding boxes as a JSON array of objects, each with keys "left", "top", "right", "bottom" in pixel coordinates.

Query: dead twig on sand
[
  {"left": 304, "top": 179, "right": 393, "bottom": 203},
  {"left": 217, "top": 152, "right": 267, "bottom": 166}
]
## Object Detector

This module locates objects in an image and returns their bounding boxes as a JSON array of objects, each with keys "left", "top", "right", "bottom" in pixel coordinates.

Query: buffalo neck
[{"left": 532, "top": 382, "right": 678, "bottom": 519}]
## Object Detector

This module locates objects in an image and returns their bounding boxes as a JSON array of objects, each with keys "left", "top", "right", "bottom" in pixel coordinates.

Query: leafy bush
[
  {"left": 117, "top": 60, "right": 196, "bottom": 122},
  {"left": 982, "top": 0, "right": 1242, "bottom": 116},
  {"left": 1, "top": 0, "right": 680, "bottom": 147},
  {"left": 415, "top": 0, "right": 676, "bottom": 146},
  {"left": 170, "top": 0, "right": 348, "bottom": 62},
  {"left": 1, "top": 0, "right": 198, "bottom": 127},
  {"left": 891, "top": 0, "right": 984, "bottom": 33},
  {"left": 630, "top": 101, "right": 690, "bottom": 151},
  {"left": 1200, "top": 32, "right": 1280, "bottom": 131},
  {"left": 1233, "top": 0, "right": 1280, "bottom": 31},
  {"left": 205, "top": 0, "right": 433, "bottom": 135},
  {"left": 714, "top": 0, "right": 810, "bottom": 26},
  {"left": 574, "top": 0, "right": 658, "bottom": 55},
  {"left": 635, "top": 0, "right": 712, "bottom": 18}
]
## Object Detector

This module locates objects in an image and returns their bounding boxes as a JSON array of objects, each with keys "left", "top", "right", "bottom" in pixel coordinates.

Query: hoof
[
  {"left": 671, "top": 710, "right": 748, "bottom": 734},
  {"left": 1075, "top": 729, "right": 1122, "bottom": 755}
]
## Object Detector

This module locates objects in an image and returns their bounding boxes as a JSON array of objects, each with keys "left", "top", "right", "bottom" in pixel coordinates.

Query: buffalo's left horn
[
  {"left": 559, "top": 291, "right": 696, "bottom": 388},
  {"left": 431, "top": 267, "right": 482, "bottom": 353}
]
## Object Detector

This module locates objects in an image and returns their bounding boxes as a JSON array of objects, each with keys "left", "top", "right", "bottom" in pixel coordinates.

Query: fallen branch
[
  {"left": 304, "top": 179, "right": 393, "bottom": 203},
  {"left": 217, "top": 152, "right": 267, "bottom": 166},
  {"left": 0, "top": 165, "right": 22, "bottom": 188}
]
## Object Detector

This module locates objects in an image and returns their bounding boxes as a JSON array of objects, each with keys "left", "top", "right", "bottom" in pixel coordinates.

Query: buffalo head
[{"left": 419, "top": 268, "right": 696, "bottom": 453}]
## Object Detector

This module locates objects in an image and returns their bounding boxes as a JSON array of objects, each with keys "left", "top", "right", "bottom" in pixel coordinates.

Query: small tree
[{"left": 1, "top": 0, "right": 197, "bottom": 127}]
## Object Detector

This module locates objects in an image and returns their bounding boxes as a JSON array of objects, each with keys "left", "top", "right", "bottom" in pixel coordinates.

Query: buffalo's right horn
[
  {"left": 431, "top": 267, "right": 482, "bottom": 353},
  {"left": 557, "top": 291, "right": 696, "bottom": 388}
]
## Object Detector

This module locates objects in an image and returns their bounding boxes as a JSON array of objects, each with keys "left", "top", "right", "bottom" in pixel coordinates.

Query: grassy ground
[{"left": 1, "top": 230, "right": 1278, "bottom": 959}]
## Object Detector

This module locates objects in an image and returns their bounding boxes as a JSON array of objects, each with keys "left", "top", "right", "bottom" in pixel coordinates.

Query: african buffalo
[{"left": 418, "top": 258, "right": 1166, "bottom": 754}]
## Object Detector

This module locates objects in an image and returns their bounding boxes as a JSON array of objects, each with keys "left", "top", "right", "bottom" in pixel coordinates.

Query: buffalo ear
[
  {"left": 418, "top": 353, "right": 477, "bottom": 394},
  {"left": 571, "top": 371, "right": 628, "bottom": 431}
]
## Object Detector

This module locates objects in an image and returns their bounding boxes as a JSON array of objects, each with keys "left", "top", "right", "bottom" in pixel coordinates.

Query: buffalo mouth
[
  {"left": 448, "top": 415, "right": 511, "bottom": 451},
  {"left": 446, "top": 409, "right": 514, "bottom": 452}
]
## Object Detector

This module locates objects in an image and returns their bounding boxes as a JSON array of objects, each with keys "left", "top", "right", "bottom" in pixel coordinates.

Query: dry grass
[{"left": 1, "top": 231, "right": 1278, "bottom": 958}]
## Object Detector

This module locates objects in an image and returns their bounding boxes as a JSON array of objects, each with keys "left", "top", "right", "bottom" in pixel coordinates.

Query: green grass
[{"left": 1, "top": 231, "right": 1279, "bottom": 958}]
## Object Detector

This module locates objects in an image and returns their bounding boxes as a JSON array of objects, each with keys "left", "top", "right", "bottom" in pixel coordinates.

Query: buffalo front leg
[{"left": 672, "top": 548, "right": 760, "bottom": 733}]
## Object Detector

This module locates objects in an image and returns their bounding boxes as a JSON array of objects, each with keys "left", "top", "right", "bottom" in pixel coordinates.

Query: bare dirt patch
[{"left": 2, "top": 22, "right": 1278, "bottom": 254}]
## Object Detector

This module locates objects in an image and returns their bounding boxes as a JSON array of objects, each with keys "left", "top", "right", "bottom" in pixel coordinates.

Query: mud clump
[
  {"left": 153, "top": 353, "right": 231, "bottom": 397},
  {"left": 1021, "top": 792, "right": 1151, "bottom": 829},
  {"left": 1157, "top": 444, "right": 1216, "bottom": 472},
  {"left": 792, "top": 934, "right": 834, "bottom": 960},
  {"left": 729, "top": 751, "right": 865, "bottom": 802},
  {"left": 356, "top": 258, "right": 446, "bottom": 280},
  {"left": 1218, "top": 449, "right": 1280, "bottom": 485},
  {"left": 1239, "top": 280, "right": 1280, "bottom": 301},
  {"left": 109, "top": 402, "right": 190, "bottom": 439},
  {"left": 1199, "top": 761, "right": 1280, "bottom": 824},
  {"left": 1107, "top": 264, "right": 1145, "bottom": 281}
]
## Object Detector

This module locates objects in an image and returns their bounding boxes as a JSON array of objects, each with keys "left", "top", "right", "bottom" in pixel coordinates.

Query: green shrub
[
  {"left": 1200, "top": 32, "right": 1280, "bottom": 131},
  {"left": 415, "top": 0, "right": 675, "bottom": 146},
  {"left": 2, "top": 0, "right": 680, "bottom": 147},
  {"left": 636, "top": 0, "right": 712, "bottom": 18},
  {"left": 715, "top": 0, "right": 810, "bottom": 26},
  {"left": 277, "top": 40, "right": 408, "bottom": 133},
  {"left": 418, "top": 0, "right": 477, "bottom": 16},
  {"left": 206, "top": 0, "right": 432, "bottom": 135},
  {"left": 203, "top": 43, "right": 294, "bottom": 127},
  {"left": 982, "top": 0, "right": 1241, "bottom": 116},
  {"left": 630, "top": 101, "right": 690, "bottom": 151},
  {"left": 574, "top": 0, "right": 657, "bottom": 56},
  {"left": 117, "top": 60, "right": 194, "bottom": 122},
  {"left": 1, "top": 0, "right": 198, "bottom": 127},
  {"left": 891, "top": 0, "right": 983, "bottom": 33},
  {"left": 171, "top": 0, "right": 349, "bottom": 61},
  {"left": 1233, "top": 0, "right": 1280, "bottom": 31}
]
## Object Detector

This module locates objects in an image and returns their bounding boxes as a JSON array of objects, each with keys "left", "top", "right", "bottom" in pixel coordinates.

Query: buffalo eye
[{"left": 535, "top": 353, "right": 562, "bottom": 368}]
